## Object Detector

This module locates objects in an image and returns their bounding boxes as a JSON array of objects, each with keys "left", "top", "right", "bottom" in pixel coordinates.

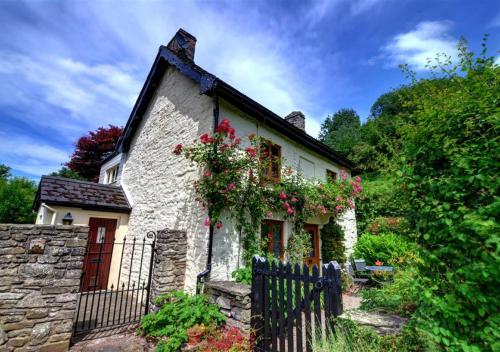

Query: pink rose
[
  {"left": 216, "top": 221, "right": 223, "bottom": 229},
  {"left": 204, "top": 218, "right": 211, "bottom": 227}
]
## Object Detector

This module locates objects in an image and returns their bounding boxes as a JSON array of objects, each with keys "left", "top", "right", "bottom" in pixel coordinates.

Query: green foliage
[
  {"left": 320, "top": 220, "right": 346, "bottom": 264},
  {"left": 286, "top": 228, "right": 312, "bottom": 265},
  {"left": 140, "top": 291, "right": 226, "bottom": 352},
  {"left": 231, "top": 266, "right": 252, "bottom": 285},
  {"left": 355, "top": 174, "right": 408, "bottom": 234},
  {"left": 0, "top": 165, "right": 36, "bottom": 224},
  {"left": 319, "top": 108, "right": 361, "bottom": 158},
  {"left": 313, "top": 318, "right": 438, "bottom": 352},
  {"left": 0, "top": 164, "right": 10, "bottom": 180},
  {"left": 360, "top": 268, "right": 420, "bottom": 317},
  {"left": 397, "top": 39, "right": 500, "bottom": 350},
  {"left": 50, "top": 167, "right": 85, "bottom": 180},
  {"left": 353, "top": 233, "right": 420, "bottom": 268}
]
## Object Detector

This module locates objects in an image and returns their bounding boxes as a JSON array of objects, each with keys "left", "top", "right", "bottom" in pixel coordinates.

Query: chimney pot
[
  {"left": 166, "top": 28, "right": 197, "bottom": 61},
  {"left": 284, "top": 111, "right": 306, "bottom": 131}
]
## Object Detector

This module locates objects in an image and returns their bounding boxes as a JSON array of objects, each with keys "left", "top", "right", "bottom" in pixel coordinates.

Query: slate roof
[
  {"left": 112, "top": 29, "right": 355, "bottom": 170},
  {"left": 34, "top": 176, "right": 131, "bottom": 213}
]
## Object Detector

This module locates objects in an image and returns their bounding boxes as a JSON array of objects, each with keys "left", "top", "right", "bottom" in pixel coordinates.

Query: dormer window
[
  {"left": 105, "top": 165, "right": 119, "bottom": 184},
  {"left": 261, "top": 139, "right": 281, "bottom": 182}
]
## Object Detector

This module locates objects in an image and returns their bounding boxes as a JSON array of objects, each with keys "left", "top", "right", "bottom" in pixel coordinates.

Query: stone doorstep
[{"left": 341, "top": 309, "right": 409, "bottom": 335}]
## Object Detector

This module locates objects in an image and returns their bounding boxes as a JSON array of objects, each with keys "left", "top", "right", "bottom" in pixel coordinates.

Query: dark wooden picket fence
[{"left": 251, "top": 256, "right": 343, "bottom": 352}]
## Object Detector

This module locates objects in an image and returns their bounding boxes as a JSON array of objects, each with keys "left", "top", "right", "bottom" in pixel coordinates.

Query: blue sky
[{"left": 0, "top": 0, "right": 499, "bottom": 180}]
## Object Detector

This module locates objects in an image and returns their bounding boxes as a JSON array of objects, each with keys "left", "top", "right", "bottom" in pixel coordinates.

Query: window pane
[
  {"left": 271, "top": 158, "right": 280, "bottom": 178},
  {"left": 97, "top": 227, "right": 106, "bottom": 243},
  {"left": 272, "top": 225, "right": 281, "bottom": 257}
]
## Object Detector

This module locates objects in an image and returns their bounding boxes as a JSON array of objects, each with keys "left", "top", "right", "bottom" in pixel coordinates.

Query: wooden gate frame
[{"left": 251, "top": 256, "right": 342, "bottom": 352}]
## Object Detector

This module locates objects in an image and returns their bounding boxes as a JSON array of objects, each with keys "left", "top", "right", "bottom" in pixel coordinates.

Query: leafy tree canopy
[
  {"left": 0, "top": 164, "right": 36, "bottom": 224},
  {"left": 50, "top": 167, "right": 85, "bottom": 180},
  {"left": 319, "top": 108, "right": 361, "bottom": 158},
  {"left": 66, "top": 125, "right": 123, "bottom": 182}
]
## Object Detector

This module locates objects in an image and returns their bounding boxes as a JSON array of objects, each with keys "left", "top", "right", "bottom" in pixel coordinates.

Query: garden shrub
[
  {"left": 360, "top": 268, "right": 420, "bottom": 316},
  {"left": 320, "top": 220, "right": 346, "bottom": 264},
  {"left": 355, "top": 174, "right": 408, "bottom": 235},
  {"left": 397, "top": 41, "right": 500, "bottom": 350},
  {"left": 352, "top": 232, "right": 420, "bottom": 268},
  {"left": 139, "top": 291, "right": 226, "bottom": 352},
  {"left": 231, "top": 265, "right": 252, "bottom": 285}
]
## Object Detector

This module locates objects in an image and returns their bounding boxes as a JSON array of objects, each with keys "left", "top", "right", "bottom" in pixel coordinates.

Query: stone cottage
[{"left": 34, "top": 29, "right": 357, "bottom": 293}]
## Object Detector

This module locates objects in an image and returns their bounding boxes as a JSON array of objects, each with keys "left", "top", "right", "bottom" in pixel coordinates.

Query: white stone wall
[
  {"left": 120, "top": 66, "right": 213, "bottom": 293},
  {"left": 117, "top": 67, "right": 358, "bottom": 290},
  {"left": 208, "top": 100, "right": 359, "bottom": 278},
  {"left": 337, "top": 208, "right": 358, "bottom": 256}
]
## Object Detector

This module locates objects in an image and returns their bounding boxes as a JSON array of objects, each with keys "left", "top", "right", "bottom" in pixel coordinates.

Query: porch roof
[{"left": 33, "top": 176, "right": 131, "bottom": 213}]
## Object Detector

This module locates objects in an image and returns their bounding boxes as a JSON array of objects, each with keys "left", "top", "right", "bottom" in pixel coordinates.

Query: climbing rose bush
[{"left": 173, "top": 119, "right": 362, "bottom": 262}]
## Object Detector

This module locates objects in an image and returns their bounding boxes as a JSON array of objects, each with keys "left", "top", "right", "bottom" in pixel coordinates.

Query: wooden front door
[
  {"left": 304, "top": 224, "right": 320, "bottom": 268},
  {"left": 80, "top": 218, "right": 117, "bottom": 292}
]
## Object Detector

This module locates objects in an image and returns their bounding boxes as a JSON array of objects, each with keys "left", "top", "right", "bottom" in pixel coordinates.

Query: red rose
[{"left": 245, "top": 147, "right": 257, "bottom": 158}]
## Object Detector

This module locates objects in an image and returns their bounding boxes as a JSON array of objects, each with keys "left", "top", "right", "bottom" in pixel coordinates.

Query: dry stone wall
[
  {"left": 204, "top": 281, "right": 251, "bottom": 332},
  {"left": 0, "top": 224, "right": 88, "bottom": 352},
  {"left": 149, "top": 229, "right": 187, "bottom": 309}
]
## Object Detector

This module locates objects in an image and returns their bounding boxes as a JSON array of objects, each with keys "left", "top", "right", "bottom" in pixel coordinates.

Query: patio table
[{"left": 365, "top": 265, "right": 393, "bottom": 272}]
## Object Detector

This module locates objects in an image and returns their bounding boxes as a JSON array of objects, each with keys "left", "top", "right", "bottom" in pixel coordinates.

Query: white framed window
[{"left": 105, "top": 165, "right": 119, "bottom": 184}]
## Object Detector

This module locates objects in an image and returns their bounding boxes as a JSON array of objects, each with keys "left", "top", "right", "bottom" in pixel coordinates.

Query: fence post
[
  {"left": 251, "top": 256, "right": 265, "bottom": 351},
  {"left": 333, "top": 261, "right": 343, "bottom": 316}
]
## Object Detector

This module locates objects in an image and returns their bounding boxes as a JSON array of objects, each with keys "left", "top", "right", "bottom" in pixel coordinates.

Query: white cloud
[
  {"left": 495, "top": 56, "right": 500, "bottom": 65},
  {"left": 0, "top": 52, "right": 141, "bottom": 132},
  {"left": 382, "top": 20, "right": 458, "bottom": 70},
  {"left": 0, "top": 132, "right": 69, "bottom": 176},
  {"left": 306, "top": 0, "right": 388, "bottom": 25},
  {"left": 490, "top": 13, "right": 500, "bottom": 27}
]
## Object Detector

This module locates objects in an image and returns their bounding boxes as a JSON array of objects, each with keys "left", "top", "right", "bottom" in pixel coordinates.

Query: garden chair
[{"left": 345, "top": 262, "right": 369, "bottom": 293}]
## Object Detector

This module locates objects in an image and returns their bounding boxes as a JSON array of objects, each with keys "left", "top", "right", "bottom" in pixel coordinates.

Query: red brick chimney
[{"left": 166, "top": 28, "right": 197, "bottom": 61}]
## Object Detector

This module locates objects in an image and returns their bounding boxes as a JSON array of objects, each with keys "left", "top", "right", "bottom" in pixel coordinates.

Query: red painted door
[
  {"left": 304, "top": 224, "right": 320, "bottom": 269},
  {"left": 80, "top": 218, "right": 117, "bottom": 292}
]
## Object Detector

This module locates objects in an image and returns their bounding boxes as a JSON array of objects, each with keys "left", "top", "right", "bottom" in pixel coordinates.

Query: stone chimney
[
  {"left": 284, "top": 111, "right": 306, "bottom": 131},
  {"left": 166, "top": 28, "right": 197, "bottom": 61}
]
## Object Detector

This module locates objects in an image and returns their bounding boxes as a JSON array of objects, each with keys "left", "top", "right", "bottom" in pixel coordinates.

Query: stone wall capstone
[
  {"left": 150, "top": 229, "right": 187, "bottom": 309},
  {"left": 204, "top": 281, "right": 251, "bottom": 332},
  {"left": 0, "top": 224, "right": 88, "bottom": 352}
]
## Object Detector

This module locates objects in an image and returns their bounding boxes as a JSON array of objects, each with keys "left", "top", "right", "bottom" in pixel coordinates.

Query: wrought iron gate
[{"left": 73, "top": 232, "right": 156, "bottom": 335}]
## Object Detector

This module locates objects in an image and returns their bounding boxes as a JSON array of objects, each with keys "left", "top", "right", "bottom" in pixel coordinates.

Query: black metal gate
[
  {"left": 73, "top": 231, "right": 156, "bottom": 336},
  {"left": 251, "top": 256, "right": 343, "bottom": 352}
]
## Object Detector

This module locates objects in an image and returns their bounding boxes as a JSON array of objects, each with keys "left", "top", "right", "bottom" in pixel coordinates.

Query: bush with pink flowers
[{"left": 173, "top": 119, "right": 363, "bottom": 263}]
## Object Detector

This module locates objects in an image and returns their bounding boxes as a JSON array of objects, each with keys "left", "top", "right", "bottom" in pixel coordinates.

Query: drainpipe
[{"left": 196, "top": 89, "right": 219, "bottom": 294}]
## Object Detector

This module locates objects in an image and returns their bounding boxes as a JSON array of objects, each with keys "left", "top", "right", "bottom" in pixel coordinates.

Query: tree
[
  {"left": 66, "top": 125, "right": 123, "bottom": 182},
  {"left": 0, "top": 164, "right": 10, "bottom": 180},
  {"left": 50, "top": 167, "right": 85, "bottom": 180},
  {"left": 319, "top": 108, "right": 361, "bottom": 158},
  {"left": 0, "top": 164, "right": 37, "bottom": 224}
]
